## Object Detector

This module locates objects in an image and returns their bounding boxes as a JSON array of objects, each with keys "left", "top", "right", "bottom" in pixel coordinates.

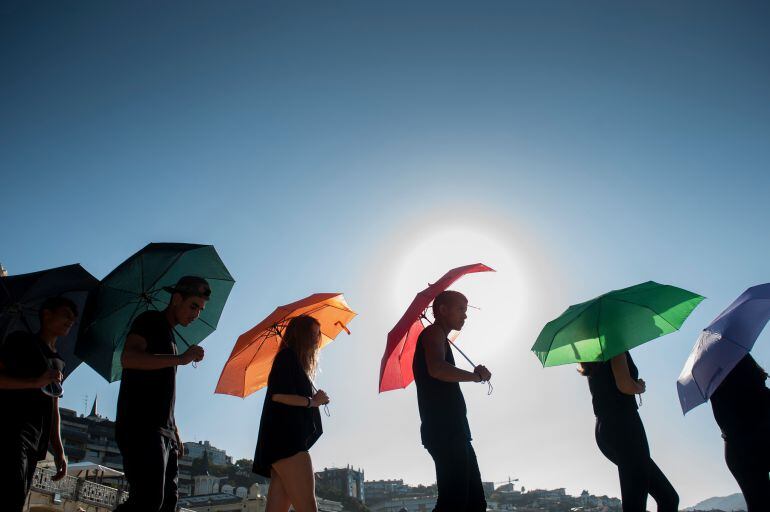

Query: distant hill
[{"left": 685, "top": 493, "right": 746, "bottom": 511}]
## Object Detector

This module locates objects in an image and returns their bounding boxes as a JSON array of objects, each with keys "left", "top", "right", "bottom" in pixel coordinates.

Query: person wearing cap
[
  {"left": 0, "top": 296, "right": 77, "bottom": 512},
  {"left": 114, "top": 276, "right": 210, "bottom": 512}
]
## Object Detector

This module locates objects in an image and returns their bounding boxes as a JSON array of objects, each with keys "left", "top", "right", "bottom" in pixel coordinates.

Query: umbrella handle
[
  {"left": 447, "top": 339, "right": 493, "bottom": 396},
  {"left": 312, "top": 384, "right": 331, "bottom": 416},
  {"left": 334, "top": 321, "right": 351, "bottom": 335}
]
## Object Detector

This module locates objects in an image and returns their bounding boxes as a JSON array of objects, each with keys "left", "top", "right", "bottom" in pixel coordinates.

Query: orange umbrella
[{"left": 215, "top": 293, "right": 356, "bottom": 398}]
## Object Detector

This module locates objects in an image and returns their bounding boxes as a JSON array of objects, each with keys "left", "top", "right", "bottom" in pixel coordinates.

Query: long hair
[{"left": 282, "top": 315, "right": 321, "bottom": 379}]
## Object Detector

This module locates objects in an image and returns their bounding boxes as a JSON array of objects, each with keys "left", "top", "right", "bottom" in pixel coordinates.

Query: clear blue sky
[{"left": 2, "top": 1, "right": 769, "bottom": 507}]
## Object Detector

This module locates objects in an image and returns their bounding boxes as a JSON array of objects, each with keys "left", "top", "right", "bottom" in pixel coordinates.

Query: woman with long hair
[
  {"left": 253, "top": 315, "right": 330, "bottom": 512},
  {"left": 709, "top": 354, "right": 770, "bottom": 511},
  {"left": 579, "top": 352, "right": 679, "bottom": 512}
]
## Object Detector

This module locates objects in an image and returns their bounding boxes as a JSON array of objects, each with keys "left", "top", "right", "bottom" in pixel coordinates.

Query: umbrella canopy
[
  {"left": 67, "top": 461, "right": 124, "bottom": 478},
  {"left": 215, "top": 293, "right": 356, "bottom": 398},
  {"left": 532, "top": 281, "right": 704, "bottom": 367},
  {"left": 677, "top": 283, "right": 770, "bottom": 414},
  {"left": 379, "top": 263, "right": 494, "bottom": 393},
  {"left": 0, "top": 264, "right": 98, "bottom": 378},
  {"left": 76, "top": 243, "right": 235, "bottom": 382}
]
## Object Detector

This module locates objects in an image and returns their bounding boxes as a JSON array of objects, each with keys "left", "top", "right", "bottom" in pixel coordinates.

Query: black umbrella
[{"left": 0, "top": 264, "right": 99, "bottom": 379}]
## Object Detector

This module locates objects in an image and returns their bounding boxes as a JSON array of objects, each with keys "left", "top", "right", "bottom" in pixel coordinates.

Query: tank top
[
  {"left": 588, "top": 352, "right": 639, "bottom": 418},
  {"left": 413, "top": 328, "right": 471, "bottom": 446}
]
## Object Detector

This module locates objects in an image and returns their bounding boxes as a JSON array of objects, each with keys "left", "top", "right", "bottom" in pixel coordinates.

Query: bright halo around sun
[{"left": 390, "top": 224, "right": 533, "bottom": 363}]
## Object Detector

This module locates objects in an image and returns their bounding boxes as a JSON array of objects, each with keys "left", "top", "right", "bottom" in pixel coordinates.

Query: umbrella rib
[
  {"left": 239, "top": 328, "right": 280, "bottom": 392},
  {"left": 541, "top": 302, "right": 596, "bottom": 366},
  {"left": 145, "top": 251, "right": 186, "bottom": 295},
  {"left": 692, "top": 334, "right": 748, "bottom": 398},
  {"left": 196, "top": 316, "right": 217, "bottom": 331},
  {"left": 81, "top": 299, "right": 143, "bottom": 332},
  {"left": 605, "top": 297, "right": 681, "bottom": 332},
  {"left": 174, "top": 327, "right": 192, "bottom": 351},
  {"left": 243, "top": 326, "right": 283, "bottom": 374}
]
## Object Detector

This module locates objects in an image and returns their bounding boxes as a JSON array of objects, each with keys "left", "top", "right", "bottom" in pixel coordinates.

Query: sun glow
[{"left": 389, "top": 223, "right": 534, "bottom": 364}]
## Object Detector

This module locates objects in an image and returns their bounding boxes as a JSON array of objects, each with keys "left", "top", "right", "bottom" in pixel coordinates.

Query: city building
[
  {"left": 185, "top": 440, "right": 233, "bottom": 466},
  {"left": 59, "top": 399, "right": 123, "bottom": 470},
  {"left": 364, "top": 479, "right": 411, "bottom": 504},
  {"left": 178, "top": 483, "right": 266, "bottom": 512},
  {"left": 178, "top": 485, "right": 343, "bottom": 512},
  {"left": 369, "top": 495, "right": 437, "bottom": 512},
  {"left": 315, "top": 465, "right": 365, "bottom": 502}
]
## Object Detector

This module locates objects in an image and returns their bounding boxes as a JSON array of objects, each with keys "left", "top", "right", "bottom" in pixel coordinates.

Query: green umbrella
[
  {"left": 532, "top": 281, "right": 704, "bottom": 367},
  {"left": 76, "top": 243, "right": 235, "bottom": 382}
]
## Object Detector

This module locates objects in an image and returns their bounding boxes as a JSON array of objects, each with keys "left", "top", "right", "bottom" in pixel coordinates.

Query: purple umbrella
[{"left": 677, "top": 283, "right": 770, "bottom": 414}]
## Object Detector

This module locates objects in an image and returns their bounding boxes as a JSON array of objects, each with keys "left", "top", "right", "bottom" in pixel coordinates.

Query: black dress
[{"left": 253, "top": 347, "right": 322, "bottom": 478}]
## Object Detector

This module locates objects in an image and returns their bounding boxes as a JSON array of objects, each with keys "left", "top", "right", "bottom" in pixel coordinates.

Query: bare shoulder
[{"left": 421, "top": 324, "right": 445, "bottom": 344}]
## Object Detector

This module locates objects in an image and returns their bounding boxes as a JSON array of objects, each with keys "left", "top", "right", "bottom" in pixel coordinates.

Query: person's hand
[
  {"left": 37, "top": 369, "right": 62, "bottom": 388},
  {"left": 52, "top": 448, "right": 67, "bottom": 481},
  {"left": 311, "top": 389, "right": 330, "bottom": 407},
  {"left": 474, "top": 365, "right": 492, "bottom": 382},
  {"left": 636, "top": 379, "right": 646, "bottom": 394},
  {"left": 180, "top": 346, "right": 205, "bottom": 365}
]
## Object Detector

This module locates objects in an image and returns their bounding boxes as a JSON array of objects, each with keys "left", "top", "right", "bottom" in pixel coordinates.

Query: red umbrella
[{"left": 379, "top": 263, "right": 494, "bottom": 392}]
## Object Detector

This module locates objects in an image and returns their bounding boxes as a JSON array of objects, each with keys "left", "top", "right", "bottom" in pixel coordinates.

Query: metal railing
[{"left": 31, "top": 467, "right": 128, "bottom": 507}]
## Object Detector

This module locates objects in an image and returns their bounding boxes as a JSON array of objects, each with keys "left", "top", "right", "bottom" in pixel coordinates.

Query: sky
[{"left": 2, "top": 0, "right": 770, "bottom": 508}]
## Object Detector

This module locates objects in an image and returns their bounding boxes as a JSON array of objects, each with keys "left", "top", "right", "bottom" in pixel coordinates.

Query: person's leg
[
  {"left": 159, "top": 437, "right": 178, "bottom": 512},
  {"left": 0, "top": 440, "right": 30, "bottom": 512},
  {"left": 114, "top": 432, "right": 168, "bottom": 512},
  {"left": 426, "top": 439, "right": 470, "bottom": 512},
  {"left": 271, "top": 451, "right": 318, "bottom": 512},
  {"left": 725, "top": 439, "right": 770, "bottom": 512},
  {"left": 595, "top": 415, "right": 649, "bottom": 512},
  {"left": 266, "top": 469, "right": 292, "bottom": 512},
  {"left": 465, "top": 442, "right": 487, "bottom": 512},
  {"left": 645, "top": 458, "right": 679, "bottom": 512}
]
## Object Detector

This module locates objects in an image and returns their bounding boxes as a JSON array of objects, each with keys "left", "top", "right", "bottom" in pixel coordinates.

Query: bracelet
[{"left": 306, "top": 396, "right": 312, "bottom": 408}]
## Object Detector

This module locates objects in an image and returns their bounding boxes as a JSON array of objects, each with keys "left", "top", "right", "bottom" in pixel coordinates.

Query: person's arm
[
  {"left": 50, "top": 397, "right": 67, "bottom": 480},
  {"left": 0, "top": 359, "right": 61, "bottom": 390},
  {"left": 121, "top": 333, "right": 201, "bottom": 370},
  {"left": 610, "top": 354, "right": 646, "bottom": 395},
  {"left": 272, "top": 389, "right": 329, "bottom": 407},
  {"left": 423, "top": 328, "right": 481, "bottom": 383}
]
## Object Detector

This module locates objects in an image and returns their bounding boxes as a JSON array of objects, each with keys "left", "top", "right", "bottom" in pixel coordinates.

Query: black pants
[
  {"left": 0, "top": 439, "right": 39, "bottom": 512},
  {"left": 115, "top": 430, "right": 178, "bottom": 512},
  {"left": 595, "top": 412, "right": 679, "bottom": 512},
  {"left": 724, "top": 435, "right": 770, "bottom": 512},
  {"left": 425, "top": 437, "right": 487, "bottom": 512}
]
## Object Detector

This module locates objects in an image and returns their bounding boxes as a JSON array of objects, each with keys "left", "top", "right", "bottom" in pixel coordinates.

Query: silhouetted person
[
  {"left": 579, "top": 353, "right": 679, "bottom": 512},
  {"left": 253, "top": 315, "right": 329, "bottom": 512},
  {"left": 710, "top": 354, "right": 770, "bottom": 512},
  {"left": 114, "top": 276, "right": 209, "bottom": 512},
  {"left": 0, "top": 296, "right": 77, "bottom": 512},
  {"left": 413, "top": 290, "right": 491, "bottom": 512}
]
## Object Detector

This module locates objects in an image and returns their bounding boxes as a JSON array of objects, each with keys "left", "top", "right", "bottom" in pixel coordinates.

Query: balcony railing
[{"left": 31, "top": 467, "right": 128, "bottom": 507}]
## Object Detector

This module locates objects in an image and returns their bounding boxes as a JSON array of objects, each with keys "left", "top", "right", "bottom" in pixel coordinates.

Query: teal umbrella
[
  {"left": 532, "top": 281, "right": 704, "bottom": 367},
  {"left": 76, "top": 243, "right": 235, "bottom": 382}
]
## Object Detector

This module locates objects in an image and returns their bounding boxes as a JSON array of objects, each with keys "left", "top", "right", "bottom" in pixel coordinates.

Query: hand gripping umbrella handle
[
  {"left": 312, "top": 384, "right": 331, "bottom": 417},
  {"left": 447, "top": 339, "right": 493, "bottom": 396}
]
